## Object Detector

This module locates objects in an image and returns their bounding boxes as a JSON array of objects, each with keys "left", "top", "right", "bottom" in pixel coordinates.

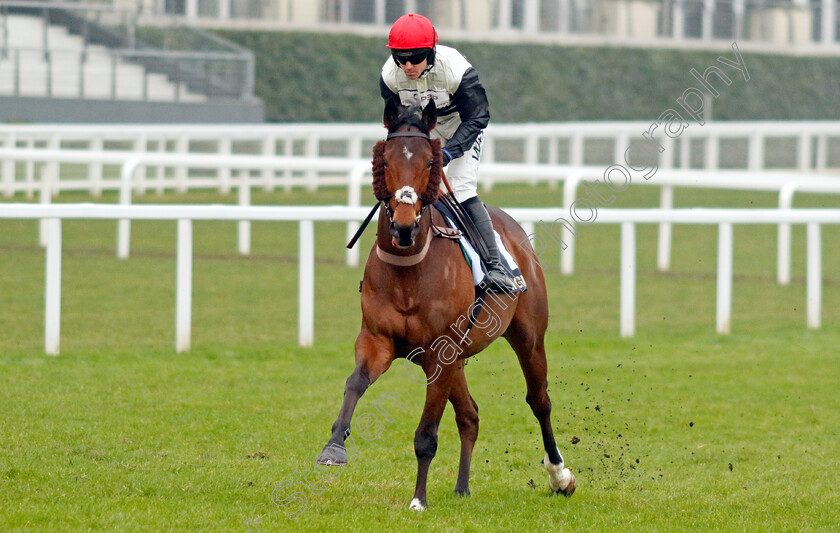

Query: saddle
[{"left": 431, "top": 199, "right": 527, "bottom": 294}]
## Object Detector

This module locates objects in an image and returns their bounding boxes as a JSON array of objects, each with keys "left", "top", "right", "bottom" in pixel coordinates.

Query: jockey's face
[{"left": 399, "top": 58, "right": 427, "bottom": 80}]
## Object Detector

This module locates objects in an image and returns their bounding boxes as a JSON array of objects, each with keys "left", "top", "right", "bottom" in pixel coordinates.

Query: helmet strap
[
  {"left": 427, "top": 27, "right": 437, "bottom": 68},
  {"left": 422, "top": 48, "right": 435, "bottom": 75},
  {"left": 424, "top": 26, "right": 437, "bottom": 73}
]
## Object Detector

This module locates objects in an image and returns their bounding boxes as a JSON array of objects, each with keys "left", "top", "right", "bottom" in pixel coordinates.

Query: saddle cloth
[{"left": 433, "top": 201, "right": 528, "bottom": 293}]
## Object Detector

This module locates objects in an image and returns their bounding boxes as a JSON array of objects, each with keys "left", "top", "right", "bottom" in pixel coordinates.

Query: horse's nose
[{"left": 390, "top": 221, "right": 419, "bottom": 248}]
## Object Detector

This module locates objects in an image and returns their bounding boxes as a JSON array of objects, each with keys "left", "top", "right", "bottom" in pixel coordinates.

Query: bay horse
[{"left": 316, "top": 100, "right": 575, "bottom": 510}]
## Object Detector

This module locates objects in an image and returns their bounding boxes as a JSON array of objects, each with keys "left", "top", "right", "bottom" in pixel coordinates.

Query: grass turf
[{"left": 1, "top": 184, "right": 839, "bottom": 531}]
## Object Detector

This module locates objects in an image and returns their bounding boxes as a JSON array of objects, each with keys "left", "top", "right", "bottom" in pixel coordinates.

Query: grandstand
[
  {"left": 141, "top": 0, "right": 838, "bottom": 52},
  {"left": 1, "top": 13, "right": 207, "bottom": 101},
  {"left": 0, "top": 0, "right": 263, "bottom": 122}
]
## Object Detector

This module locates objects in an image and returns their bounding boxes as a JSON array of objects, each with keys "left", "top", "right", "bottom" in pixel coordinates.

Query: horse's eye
[{"left": 426, "top": 159, "right": 433, "bottom": 168}]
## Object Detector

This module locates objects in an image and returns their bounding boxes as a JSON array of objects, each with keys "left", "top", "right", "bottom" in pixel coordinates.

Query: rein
[{"left": 346, "top": 201, "right": 381, "bottom": 250}]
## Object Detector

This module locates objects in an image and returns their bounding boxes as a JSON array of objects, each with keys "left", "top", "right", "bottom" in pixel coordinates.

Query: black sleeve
[
  {"left": 380, "top": 76, "right": 401, "bottom": 107},
  {"left": 445, "top": 67, "right": 490, "bottom": 160}
]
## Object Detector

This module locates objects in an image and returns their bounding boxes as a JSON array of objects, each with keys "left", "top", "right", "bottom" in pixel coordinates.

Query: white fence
[
  {"left": 3, "top": 121, "right": 840, "bottom": 194},
  {"left": 557, "top": 170, "right": 840, "bottom": 284},
  {"left": 0, "top": 147, "right": 370, "bottom": 257},
  {"left": 0, "top": 203, "right": 835, "bottom": 355},
  {"left": 3, "top": 146, "right": 840, "bottom": 287}
]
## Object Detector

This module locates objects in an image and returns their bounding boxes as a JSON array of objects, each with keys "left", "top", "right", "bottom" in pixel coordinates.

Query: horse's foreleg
[
  {"left": 315, "top": 362, "right": 370, "bottom": 465},
  {"left": 449, "top": 362, "right": 479, "bottom": 497},
  {"left": 410, "top": 364, "right": 455, "bottom": 511},
  {"left": 316, "top": 332, "right": 393, "bottom": 465}
]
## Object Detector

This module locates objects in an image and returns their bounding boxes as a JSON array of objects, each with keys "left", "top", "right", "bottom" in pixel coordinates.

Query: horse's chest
[
  {"left": 363, "top": 245, "right": 476, "bottom": 344},
  {"left": 390, "top": 285, "right": 423, "bottom": 315},
  {"left": 365, "top": 286, "right": 468, "bottom": 344},
  {"left": 403, "top": 300, "right": 460, "bottom": 340}
]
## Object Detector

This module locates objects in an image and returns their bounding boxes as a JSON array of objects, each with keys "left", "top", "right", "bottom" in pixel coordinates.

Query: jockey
[{"left": 379, "top": 13, "right": 516, "bottom": 293}]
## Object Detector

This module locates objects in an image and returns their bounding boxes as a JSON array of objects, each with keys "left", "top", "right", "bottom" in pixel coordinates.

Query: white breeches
[{"left": 434, "top": 130, "right": 484, "bottom": 203}]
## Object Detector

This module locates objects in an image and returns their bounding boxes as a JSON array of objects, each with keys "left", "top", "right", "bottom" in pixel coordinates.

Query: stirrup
[{"left": 483, "top": 266, "right": 516, "bottom": 293}]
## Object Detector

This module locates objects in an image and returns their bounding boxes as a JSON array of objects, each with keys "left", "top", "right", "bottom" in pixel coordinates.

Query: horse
[{"left": 316, "top": 100, "right": 575, "bottom": 510}]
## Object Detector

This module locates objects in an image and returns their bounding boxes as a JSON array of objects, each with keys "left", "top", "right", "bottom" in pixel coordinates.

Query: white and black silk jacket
[{"left": 379, "top": 44, "right": 490, "bottom": 161}]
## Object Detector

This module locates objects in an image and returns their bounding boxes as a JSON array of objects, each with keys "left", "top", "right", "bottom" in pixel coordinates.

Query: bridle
[
  {"left": 385, "top": 131, "right": 431, "bottom": 140},
  {"left": 345, "top": 128, "right": 437, "bottom": 253},
  {"left": 381, "top": 129, "right": 433, "bottom": 223}
]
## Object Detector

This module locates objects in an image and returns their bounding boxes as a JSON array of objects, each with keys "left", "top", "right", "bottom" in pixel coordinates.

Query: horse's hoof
[
  {"left": 409, "top": 498, "right": 427, "bottom": 511},
  {"left": 316, "top": 443, "right": 348, "bottom": 465},
  {"left": 454, "top": 488, "right": 471, "bottom": 497},
  {"left": 315, "top": 457, "right": 346, "bottom": 466},
  {"left": 556, "top": 473, "right": 576, "bottom": 497},
  {"left": 544, "top": 453, "right": 574, "bottom": 494}
]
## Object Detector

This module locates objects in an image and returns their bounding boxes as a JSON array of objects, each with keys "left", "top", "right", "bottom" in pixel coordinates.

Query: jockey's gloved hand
[{"left": 442, "top": 148, "right": 453, "bottom": 166}]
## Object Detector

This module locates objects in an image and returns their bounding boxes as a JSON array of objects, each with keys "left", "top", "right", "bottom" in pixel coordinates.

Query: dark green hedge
[{"left": 215, "top": 30, "right": 840, "bottom": 123}]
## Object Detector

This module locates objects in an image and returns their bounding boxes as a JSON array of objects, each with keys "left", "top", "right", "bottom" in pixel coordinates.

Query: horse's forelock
[{"left": 388, "top": 105, "right": 429, "bottom": 135}]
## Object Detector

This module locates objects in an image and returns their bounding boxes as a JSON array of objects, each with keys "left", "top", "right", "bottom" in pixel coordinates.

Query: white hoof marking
[
  {"left": 409, "top": 498, "right": 426, "bottom": 511},
  {"left": 544, "top": 451, "right": 573, "bottom": 492}
]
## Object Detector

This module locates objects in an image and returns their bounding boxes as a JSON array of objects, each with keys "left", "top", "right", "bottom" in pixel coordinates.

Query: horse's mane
[{"left": 372, "top": 106, "right": 443, "bottom": 205}]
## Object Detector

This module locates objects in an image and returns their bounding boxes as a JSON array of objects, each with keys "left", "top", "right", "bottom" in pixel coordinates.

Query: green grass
[{"left": 2, "top": 184, "right": 840, "bottom": 531}]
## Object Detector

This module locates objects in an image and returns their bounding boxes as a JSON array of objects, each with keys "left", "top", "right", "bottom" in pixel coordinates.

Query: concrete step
[{"left": 1, "top": 14, "right": 207, "bottom": 102}]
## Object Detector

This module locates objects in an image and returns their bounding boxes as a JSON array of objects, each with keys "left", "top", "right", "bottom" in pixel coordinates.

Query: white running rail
[
  {"left": 2, "top": 147, "right": 840, "bottom": 285},
  {"left": 0, "top": 204, "right": 835, "bottom": 355},
  {"left": 2, "top": 121, "right": 840, "bottom": 193}
]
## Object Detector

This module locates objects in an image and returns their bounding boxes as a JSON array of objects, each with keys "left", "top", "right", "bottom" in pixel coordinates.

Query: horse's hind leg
[
  {"left": 449, "top": 361, "right": 479, "bottom": 496},
  {"left": 505, "top": 317, "right": 576, "bottom": 496}
]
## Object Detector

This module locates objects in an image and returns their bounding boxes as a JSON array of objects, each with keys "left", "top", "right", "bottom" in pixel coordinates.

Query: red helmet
[{"left": 387, "top": 13, "right": 438, "bottom": 50}]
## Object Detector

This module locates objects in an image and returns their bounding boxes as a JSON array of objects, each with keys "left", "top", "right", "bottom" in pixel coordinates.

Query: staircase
[
  {"left": 0, "top": 14, "right": 206, "bottom": 101},
  {"left": 0, "top": 1, "right": 263, "bottom": 123}
]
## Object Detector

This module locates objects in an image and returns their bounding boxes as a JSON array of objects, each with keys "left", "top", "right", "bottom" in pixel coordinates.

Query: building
[{"left": 138, "top": 0, "right": 838, "bottom": 49}]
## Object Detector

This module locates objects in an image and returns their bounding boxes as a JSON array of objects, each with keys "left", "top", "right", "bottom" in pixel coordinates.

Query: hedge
[{"left": 215, "top": 30, "right": 840, "bottom": 123}]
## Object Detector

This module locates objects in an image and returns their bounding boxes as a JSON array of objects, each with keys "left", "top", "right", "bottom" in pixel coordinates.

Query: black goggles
[{"left": 392, "top": 49, "right": 430, "bottom": 66}]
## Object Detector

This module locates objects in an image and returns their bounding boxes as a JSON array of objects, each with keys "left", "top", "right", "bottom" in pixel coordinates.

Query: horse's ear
[
  {"left": 384, "top": 99, "right": 400, "bottom": 130},
  {"left": 421, "top": 100, "right": 437, "bottom": 132}
]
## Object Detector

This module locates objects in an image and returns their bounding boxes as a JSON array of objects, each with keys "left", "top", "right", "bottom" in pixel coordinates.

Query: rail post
[
  {"left": 299, "top": 220, "right": 314, "bottom": 347},
  {"left": 620, "top": 222, "right": 636, "bottom": 338},
  {"left": 44, "top": 218, "right": 62, "bottom": 356},
  {"left": 716, "top": 223, "right": 733, "bottom": 334},
  {"left": 176, "top": 219, "right": 193, "bottom": 353}
]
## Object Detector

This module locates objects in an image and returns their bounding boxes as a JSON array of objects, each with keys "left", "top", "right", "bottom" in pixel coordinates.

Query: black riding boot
[{"left": 462, "top": 196, "right": 516, "bottom": 293}]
